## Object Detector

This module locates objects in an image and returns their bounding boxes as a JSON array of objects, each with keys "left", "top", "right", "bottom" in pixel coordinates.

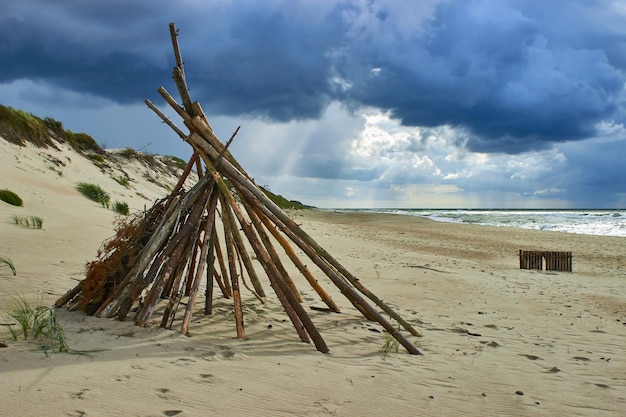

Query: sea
[{"left": 337, "top": 209, "right": 626, "bottom": 237}]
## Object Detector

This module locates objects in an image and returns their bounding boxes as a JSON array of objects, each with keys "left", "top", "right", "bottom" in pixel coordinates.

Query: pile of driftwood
[{"left": 56, "top": 23, "right": 422, "bottom": 354}]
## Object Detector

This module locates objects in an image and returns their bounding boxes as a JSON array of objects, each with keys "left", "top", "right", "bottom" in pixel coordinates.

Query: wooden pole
[
  {"left": 181, "top": 188, "right": 219, "bottom": 334},
  {"left": 248, "top": 204, "right": 340, "bottom": 312},
  {"left": 221, "top": 196, "right": 246, "bottom": 339},
  {"left": 204, "top": 227, "right": 216, "bottom": 315}
]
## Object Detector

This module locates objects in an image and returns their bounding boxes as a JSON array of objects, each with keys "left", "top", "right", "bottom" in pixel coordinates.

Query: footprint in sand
[
  {"left": 156, "top": 388, "right": 180, "bottom": 401},
  {"left": 170, "top": 357, "right": 197, "bottom": 366},
  {"left": 188, "top": 373, "right": 223, "bottom": 384},
  {"left": 64, "top": 389, "right": 90, "bottom": 400}
]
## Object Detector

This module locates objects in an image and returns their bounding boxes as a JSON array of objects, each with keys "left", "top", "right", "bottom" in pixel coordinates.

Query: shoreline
[{"left": 319, "top": 207, "right": 626, "bottom": 237}]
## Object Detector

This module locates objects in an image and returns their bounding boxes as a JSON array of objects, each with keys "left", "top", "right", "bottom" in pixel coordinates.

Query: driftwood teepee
[{"left": 56, "top": 23, "right": 422, "bottom": 355}]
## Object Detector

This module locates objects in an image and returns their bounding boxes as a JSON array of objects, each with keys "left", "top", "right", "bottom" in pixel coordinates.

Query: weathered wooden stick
[
  {"left": 248, "top": 204, "right": 340, "bottom": 312},
  {"left": 160, "top": 237, "right": 195, "bottom": 329},
  {"left": 145, "top": 99, "right": 187, "bottom": 140},
  {"left": 166, "top": 152, "right": 199, "bottom": 209},
  {"left": 233, "top": 242, "right": 264, "bottom": 303},
  {"left": 204, "top": 227, "right": 216, "bottom": 315},
  {"left": 135, "top": 229, "right": 190, "bottom": 326},
  {"left": 169, "top": 23, "right": 194, "bottom": 115},
  {"left": 221, "top": 196, "right": 246, "bottom": 339},
  {"left": 169, "top": 23, "right": 184, "bottom": 70},
  {"left": 212, "top": 231, "right": 232, "bottom": 297},
  {"left": 221, "top": 207, "right": 266, "bottom": 298},
  {"left": 191, "top": 102, "right": 211, "bottom": 132},
  {"left": 55, "top": 282, "right": 81, "bottom": 307},
  {"left": 97, "top": 175, "right": 214, "bottom": 318},
  {"left": 118, "top": 177, "right": 207, "bottom": 323},
  {"left": 158, "top": 86, "right": 192, "bottom": 125},
  {"left": 194, "top": 150, "right": 312, "bottom": 344},
  {"left": 200, "top": 155, "right": 327, "bottom": 351},
  {"left": 95, "top": 196, "right": 183, "bottom": 317},
  {"left": 181, "top": 187, "right": 219, "bottom": 334},
  {"left": 182, "top": 237, "right": 200, "bottom": 296},
  {"left": 242, "top": 202, "right": 303, "bottom": 303},
  {"left": 195, "top": 154, "right": 204, "bottom": 178},
  {"left": 140, "top": 205, "right": 201, "bottom": 311},
  {"left": 189, "top": 109, "right": 249, "bottom": 176},
  {"left": 184, "top": 130, "right": 422, "bottom": 339},
  {"left": 236, "top": 186, "right": 420, "bottom": 353},
  {"left": 161, "top": 185, "right": 214, "bottom": 326}
]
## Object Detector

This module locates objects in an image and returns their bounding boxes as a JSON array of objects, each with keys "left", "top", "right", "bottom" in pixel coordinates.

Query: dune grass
[
  {"left": 4, "top": 296, "right": 68, "bottom": 353},
  {"left": 379, "top": 329, "right": 400, "bottom": 357},
  {"left": 12, "top": 215, "right": 44, "bottom": 229},
  {"left": 0, "top": 256, "right": 16, "bottom": 275},
  {"left": 76, "top": 182, "right": 110, "bottom": 208},
  {"left": 112, "top": 175, "right": 130, "bottom": 188},
  {"left": 0, "top": 189, "right": 23, "bottom": 206},
  {"left": 112, "top": 201, "right": 130, "bottom": 215}
]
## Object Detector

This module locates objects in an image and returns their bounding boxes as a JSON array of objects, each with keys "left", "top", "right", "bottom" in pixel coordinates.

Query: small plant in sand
[
  {"left": 113, "top": 201, "right": 130, "bottom": 215},
  {"left": 163, "top": 155, "right": 187, "bottom": 170},
  {"left": 76, "top": 182, "right": 110, "bottom": 208},
  {"left": 4, "top": 296, "right": 69, "bottom": 354},
  {"left": 0, "top": 256, "right": 16, "bottom": 275},
  {"left": 0, "top": 189, "right": 23, "bottom": 206},
  {"left": 48, "top": 166, "right": 63, "bottom": 177},
  {"left": 112, "top": 175, "right": 130, "bottom": 188},
  {"left": 379, "top": 329, "right": 400, "bottom": 358},
  {"left": 88, "top": 153, "right": 105, "bottom": 163},
  {"left": 12, "top": 215, "right": 44, "bottom": 229}
]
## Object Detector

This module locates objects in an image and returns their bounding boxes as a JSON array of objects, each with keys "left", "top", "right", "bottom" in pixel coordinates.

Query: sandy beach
[{"left": 1, "top": 139, "right": 625, "bottom": 416}]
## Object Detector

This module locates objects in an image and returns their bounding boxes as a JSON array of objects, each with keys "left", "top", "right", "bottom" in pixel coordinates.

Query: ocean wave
[{"left": 344, "top": 209, "right": 626, "bottom": 237}]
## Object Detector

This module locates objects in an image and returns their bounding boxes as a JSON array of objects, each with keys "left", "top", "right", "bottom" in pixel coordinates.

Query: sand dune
[{"left": 1, "top": 138, "right": 625, "bottom": 416}]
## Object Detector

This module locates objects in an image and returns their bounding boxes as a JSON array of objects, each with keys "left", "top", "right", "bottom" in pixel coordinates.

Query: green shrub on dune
[
  {"left": 12, "top": 215, "right": 44, "bottom": 229},
  {"left": 0, "top": 189, "right": 23, "bottom": 206},
  {"left": 76, "top": 182, "right": 110, "bottom": 208},
  {"left": 113, "top": 201, "right": 130, "bottom": 215}
]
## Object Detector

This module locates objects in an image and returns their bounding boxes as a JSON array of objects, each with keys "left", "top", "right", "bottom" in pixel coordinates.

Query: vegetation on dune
[
  {"left": 260, "top": 186, "right": 310, "bottom": 210},
  {"left": 0, "top": 104, "right": 102, "bottom": 154},
  {"left": 119, "top": 147, "right": 142, "bottom": 159},
  {"left": 12, "top": 215, "right": 44, "bottom": 229},
  {"left": 4, "top": 296, "right": 69, "bottom": 353},
  {"left": 112, "top": 175, "right": 130, "bottom": 188},
  {"left": 113, "top": 201, "right": 130, "bottom": 215},
  {"left": 0, "top": 189, "right": 23, "bottom": 206},
  {"left": 87, "top": 153, "right": 105, "bottom": 163},
  {"left": 1, "top": 105, "right": 312, "bottom": 210},
  {"left": 76, "top": 182, "right": 110, "bottom": 208},
  {"left": 0, "top": 256, "right": 16, "bottom": 275},
  {"left": 0, "top": 105, "right": 50, "bottom": 147},
  {"left": 163, "top": 155, "right": 187, "bottom": 170},
  {"left": 64, "top": 131, "right": 102, "bottom": 154}
]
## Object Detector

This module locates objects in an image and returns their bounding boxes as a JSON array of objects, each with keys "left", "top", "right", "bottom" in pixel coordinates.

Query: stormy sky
[{"left": 1, "top": 0, "right": 625, "bottom": 208}]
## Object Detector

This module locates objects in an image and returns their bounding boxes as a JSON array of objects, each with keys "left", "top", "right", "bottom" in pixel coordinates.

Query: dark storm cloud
[
  {"left": 2, "top": 0, "right": 625, "bottom": 154},
  {"left": 339, "top": 0, "right": 626, "bottom": 153},
  {"left": 559, "top": 139, "right": 626, "bottom": 206}
]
